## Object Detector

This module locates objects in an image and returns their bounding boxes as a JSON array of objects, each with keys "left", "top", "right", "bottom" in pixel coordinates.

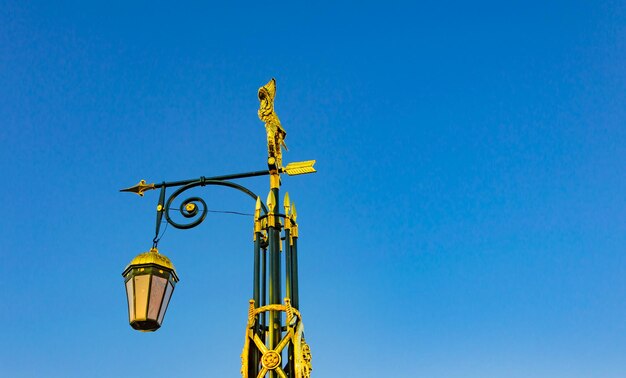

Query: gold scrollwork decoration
[
  {"left": 294, "top": 321, "right": 312, "bottom": 378},
  {"left": 241, "top": 299, "right": 311, "bottom": 378}
]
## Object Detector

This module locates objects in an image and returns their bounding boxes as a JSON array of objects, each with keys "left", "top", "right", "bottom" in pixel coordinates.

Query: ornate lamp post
[{"left": 120, "top": 79, "right": 315, "bottom": 378}]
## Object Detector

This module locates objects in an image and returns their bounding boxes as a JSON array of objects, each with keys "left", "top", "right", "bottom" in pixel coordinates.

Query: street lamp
[
  {"left": 120, "top": 79, "right": 315, "bottom": 378},
  {"left": 122, "top": 247, "right": 178, "bottom": 332}
]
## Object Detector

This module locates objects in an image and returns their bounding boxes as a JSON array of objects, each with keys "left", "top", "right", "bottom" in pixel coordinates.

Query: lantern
[{"left": 122, "top": 248, "right": 179, "bottom": 332}]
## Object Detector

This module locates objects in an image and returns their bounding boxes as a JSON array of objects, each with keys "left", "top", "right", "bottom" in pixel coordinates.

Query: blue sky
[{"left": 1, "top": 1, "right": 625, "bottom": 377}]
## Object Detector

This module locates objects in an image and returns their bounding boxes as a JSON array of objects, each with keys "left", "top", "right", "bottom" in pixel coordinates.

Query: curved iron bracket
[{"left": 164, "top": 178, "right": 268, "bottom": 230}]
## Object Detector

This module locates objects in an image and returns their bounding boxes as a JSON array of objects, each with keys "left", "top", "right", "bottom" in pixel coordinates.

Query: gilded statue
[{"left": 258, "top": 78, "right": 287, "bottom": 169}]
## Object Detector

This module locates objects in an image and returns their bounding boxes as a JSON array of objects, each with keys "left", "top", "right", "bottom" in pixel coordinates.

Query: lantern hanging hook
[{"left": 152, "top": 184, "right": 167, "bottom": 248}]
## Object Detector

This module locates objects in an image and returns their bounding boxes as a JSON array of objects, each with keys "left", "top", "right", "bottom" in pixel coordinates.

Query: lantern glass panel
[
  {"left": 125, "top": 279, "right": 135, "bottom": 322},
  {"left": 134, "top": 275, "right": 150, "bottom": 320},
  {"left": 158, "top": 282, "right": 174, "bottom": 324},
  {"left": 148, "top": 276, "right": 167, "bottom": 320}
]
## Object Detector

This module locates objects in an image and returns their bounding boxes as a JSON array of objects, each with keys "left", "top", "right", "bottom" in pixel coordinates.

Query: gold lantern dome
[
  {"left": 126, "top": 248, "right": 177, "bottom": 271},
  {"left": 122, "top": 248, "right": 179, "bottom": 332}
]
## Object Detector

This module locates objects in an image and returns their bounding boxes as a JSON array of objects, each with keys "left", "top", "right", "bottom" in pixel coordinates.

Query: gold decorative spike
[
  {"left": 258, "top": 78, "right": 287, "bottom": 169},
  {"left": 266, "top": 191, "right": 275, "bottom": 213},
  {"left": 120, "top": 180, "right": 156, "bottom": 196},
  {"left": 291, "top": 202, "right": 298, "bottom": 238},
  {"left": 255, "top": 197, "right": 262, "bottom": 218},
  {"left": 282, "top": 160, "right": 317, "bottom": 176},
  {"left": 283, "top": 193, "right": 291, "bottom": 230},
  {"left": 253, "top": 197, "right": 262, "bottom": 237},
  {"left": 291, "top": 203, "right": 298, "bottom": 223},
  {"left": 266, "top": 191, "right": 276, "bottom": 227},
  {"left": 284, "top": 192, "right": 291, "bottom": 214}
]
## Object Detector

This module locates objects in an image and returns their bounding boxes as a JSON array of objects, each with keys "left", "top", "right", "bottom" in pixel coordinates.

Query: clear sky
[{"left": 1, "top": 1, "right": 625, "bottom": 377}]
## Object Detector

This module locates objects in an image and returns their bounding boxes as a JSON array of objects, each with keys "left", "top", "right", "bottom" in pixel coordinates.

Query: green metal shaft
[
  {"left": 268, "top": 187, "right": 281, "bottom": 378},
  {"left": 253, "top": 232, "right": 261, "bottom": 307},
  {"left": 291, "top": 234, "right": 299, "bottom": 310},
  {"left": 251, "top": 231, "right": 261, "bottom": 377},
  {"left": 284, "top": 228, "right": 292, "bottom": 301},
  {"left": 261, "top": 245, "right": 267, "bottom": 339}
]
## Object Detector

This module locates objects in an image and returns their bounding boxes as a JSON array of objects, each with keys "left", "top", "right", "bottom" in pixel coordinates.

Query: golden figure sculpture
[{"left": 258, "top": 78, "right": 288, "bottom": 169}]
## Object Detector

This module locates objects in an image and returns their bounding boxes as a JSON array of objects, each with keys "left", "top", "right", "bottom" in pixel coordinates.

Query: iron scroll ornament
[{"left": 164, "top": 178, "right": 269, "bottom": 230}]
